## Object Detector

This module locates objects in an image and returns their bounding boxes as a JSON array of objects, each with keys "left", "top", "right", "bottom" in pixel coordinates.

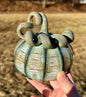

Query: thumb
[
  {"left": 57, "top": 71, "right": 74, "bottom": 94},
  {"left": 57, "top": 71, "right": 81, "bottom": 97},
  {"left": 31, "top": 96, "right": 38, "bottom": 97}
]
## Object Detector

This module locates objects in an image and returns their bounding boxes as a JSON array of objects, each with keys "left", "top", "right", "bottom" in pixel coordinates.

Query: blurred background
[{"left": 0, "top": 0, "right": 86, "bottom": 97}]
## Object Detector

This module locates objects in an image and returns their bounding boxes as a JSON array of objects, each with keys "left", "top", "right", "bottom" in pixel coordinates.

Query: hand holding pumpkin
[
  {"left": 27, "top": 71, "right": 81, "bottom": 97},
  {"left": 15, "top": 12, "right": 78, "bottom": 97}
]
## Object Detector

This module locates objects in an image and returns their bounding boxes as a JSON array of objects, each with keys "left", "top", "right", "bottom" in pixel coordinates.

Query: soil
[{"left": 0, "top": 1, "right": 86, "bottom": 13}]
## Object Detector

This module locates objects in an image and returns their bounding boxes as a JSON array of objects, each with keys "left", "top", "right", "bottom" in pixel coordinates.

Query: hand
[{"left": 26, "top": 71, "right": 81, "bottom": 97}]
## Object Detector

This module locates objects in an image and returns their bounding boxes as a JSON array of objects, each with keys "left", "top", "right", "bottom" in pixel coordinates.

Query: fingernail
[
  {"left": 57, "top": 71, "right": 66, "bottom": 81},
  {"left": 26, "top": 77, "right": 32, "bottom": 82}
]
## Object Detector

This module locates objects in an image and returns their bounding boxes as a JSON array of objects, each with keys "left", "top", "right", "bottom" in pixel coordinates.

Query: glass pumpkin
[{"left": 14, "top": 12, "right": 74, "bottom": 82}]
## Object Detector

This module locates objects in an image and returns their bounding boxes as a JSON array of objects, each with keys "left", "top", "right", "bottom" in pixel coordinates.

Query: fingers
[
  {"left": 49, "top": 72, "right": 74, "bottom": 90},
  {"left": 57, "top": 71, "right": 81, "bottom": 97},
  {"left": 26, "top": 78, "right": 52, "bottom": 97},
  {"left": 49, "top": 81, "right": 59, "bottom": 90},
  {"left": 57, "top": 71, "right": 74, "bottom": 95}
]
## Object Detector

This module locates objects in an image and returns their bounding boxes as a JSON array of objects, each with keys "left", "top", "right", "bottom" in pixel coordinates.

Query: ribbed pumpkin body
[
  {"left": 15, "top": 39, "right": 73, "bottom": 81},
  {"left": 14, "top": 12, "right": 74, "bottom": 82}
]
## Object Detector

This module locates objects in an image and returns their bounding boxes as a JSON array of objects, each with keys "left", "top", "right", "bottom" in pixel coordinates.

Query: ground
[
  {"left": 0, "top": 13, "right": 86, "bottom": 97},
  {"left": 0, "top": 1, "right": 86, "bottom": 13}
]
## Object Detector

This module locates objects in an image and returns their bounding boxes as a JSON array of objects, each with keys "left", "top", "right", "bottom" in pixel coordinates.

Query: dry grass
[
  {"left": 0, "top": 13, "right": 86, "bottom": 33},
  {"left": 0, "top": 13, "right": 86, "bottom": 97}
]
